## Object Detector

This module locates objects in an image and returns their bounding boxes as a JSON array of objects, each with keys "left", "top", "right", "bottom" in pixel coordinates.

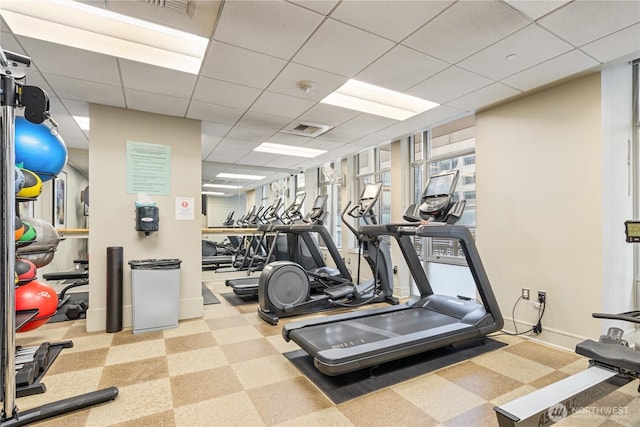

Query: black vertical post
[{"left": 106, "top": 246, "right": 123, "bottom": 333}]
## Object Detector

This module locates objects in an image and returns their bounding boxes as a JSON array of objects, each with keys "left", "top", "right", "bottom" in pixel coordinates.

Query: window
[
  {"left": 411, "top": 115, "right": 476, "bottom": 264},
  {"left": 318, "top": 162, "right": 342, "bottom": 248},
  {"left": 294, "top": 172, "right": 305, "bottom": 215},
  {"left": 353, "top": 144, "right": 391, "bottom": 247}
]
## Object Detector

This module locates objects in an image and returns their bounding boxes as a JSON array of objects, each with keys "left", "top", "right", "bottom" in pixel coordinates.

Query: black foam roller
[{"left": 106, "top": 246, "right": 123, "bottom": 333}]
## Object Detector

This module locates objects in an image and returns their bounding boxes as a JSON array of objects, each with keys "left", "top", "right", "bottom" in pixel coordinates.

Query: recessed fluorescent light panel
[
  {"left": 254, "top": 142, "right": 327, "bottom": 158},
  {"left": 203, "top": 183, "right": 242, "bottom": 189},
  {"left": 202, "top": 191, "right": 225, "bottom": 196},
  {"left": 73, "top": 116, "right": 90, "bottom": 131},
  {"left": 216, "top": 173, "right": 266, "bottom": 181},
  {"left": 321, "top": 79, "right": 439, "bottom": 121},
  {"left": 1, "top": 0, "right": 208, "bottom": 74}
]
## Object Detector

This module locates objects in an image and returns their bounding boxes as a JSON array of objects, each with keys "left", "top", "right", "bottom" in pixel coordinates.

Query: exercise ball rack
[{"left": 1, "top": 48, "right": 118, "bottom": 426}]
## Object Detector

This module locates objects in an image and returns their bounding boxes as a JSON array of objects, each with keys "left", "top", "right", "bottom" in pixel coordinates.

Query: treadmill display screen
[
  {"left": 424, "top": 172, "right": 456, "bottom": 197},
  {"left": 362, "top": 183, "right": 382, "bottom": 200},
  {"left": 625, "top": 221, "right": 640, "bottom": 243},
  {"left": 314, "top": 194, "right": 328, "bottom": 209}
]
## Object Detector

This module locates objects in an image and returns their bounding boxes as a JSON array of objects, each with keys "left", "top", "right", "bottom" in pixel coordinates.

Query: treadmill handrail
[{"left": 414, "top": 224, "right": 503, "bottom": 326}]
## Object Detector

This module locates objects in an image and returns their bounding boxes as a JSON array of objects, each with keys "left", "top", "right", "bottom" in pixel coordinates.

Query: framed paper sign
[{"left": 53, "top": 171, "right": 67, "bottom": 228}]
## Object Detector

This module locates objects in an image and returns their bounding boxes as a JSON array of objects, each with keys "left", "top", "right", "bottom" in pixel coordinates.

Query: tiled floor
[{"left": 11, "top": 273, "right": 640, "bottom": 426}]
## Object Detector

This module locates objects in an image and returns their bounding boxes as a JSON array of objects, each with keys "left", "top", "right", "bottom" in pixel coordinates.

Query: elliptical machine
[{"left": 258, "top": 182, "right": 398, "bottom": 325}]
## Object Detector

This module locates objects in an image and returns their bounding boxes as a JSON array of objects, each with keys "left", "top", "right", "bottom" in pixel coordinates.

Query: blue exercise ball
[{"left": 15, "top": 116, "right": 67, "bottom": 182}]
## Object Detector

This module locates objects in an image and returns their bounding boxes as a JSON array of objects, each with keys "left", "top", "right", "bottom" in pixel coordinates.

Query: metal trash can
[{"left": 128, "top": 259, "right": 181, "bottom": 334}]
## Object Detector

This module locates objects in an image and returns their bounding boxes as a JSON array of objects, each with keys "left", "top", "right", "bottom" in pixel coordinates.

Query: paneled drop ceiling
[{"left": 1, "top": 0, "right": 639, "bottom": 191}]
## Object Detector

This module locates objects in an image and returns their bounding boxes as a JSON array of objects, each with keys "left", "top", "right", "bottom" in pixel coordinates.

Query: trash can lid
[{"left": 128, "top": 259, "right": 182, "bottom": 269}]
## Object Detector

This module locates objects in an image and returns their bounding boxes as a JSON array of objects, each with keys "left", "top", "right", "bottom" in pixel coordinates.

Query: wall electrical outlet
[
  {"left": 538, "top": 291, "right": 546, "bottom": 304},
  {"left": 521, "top": 288, "right": 530, "bottom": 300}
]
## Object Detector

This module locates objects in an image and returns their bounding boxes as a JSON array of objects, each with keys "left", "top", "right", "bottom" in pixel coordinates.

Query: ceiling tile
[
  {"left": 124, "top": 88, "right": 190, "bottom": 117},
  {"left": 458, "top": 24, "right": 573, "bottom": 81},
  {"left": 201, "top": 134, "right": 222, "bottom": 160},
  {"left": 293, "top": 18, "right": 395, "bottom": 77},
  {"left": 49, "top": 98, "right": 89, "bottom": 150},
  {"left": 261, "top": 154, "right": 308, "bottom": 168},
  {"left": 0, "top": 30, "right": 26, "bottom": 54},
  {"left": 446, "top": 82, "right": 521, "bottom": 111},
  {"left": 355, "top": 45, "right": 449, "bottom": 92},
  {"left": 17, "top": 36, "right": 121, "bottom": 86},
  {"left": 501, "top": 50, "right": 598, "bottom": 92},
  {"left": 186, "top": 101, "right": 244, "bottom": 125},
  {"left": 43, "top": 74, "right": 125, "bottom": 107},
  {"left": 192, "top": 76, "right": 262, "bottom": 109},
  {"left": 349, "top": 133, "right": 392, "bottom": 147},
  {"left": 119, "top": 60, "right": 197, "bottom": 98},
  {"left": 403, "top": 1, "right": 530, "bottom": 64},
  {"left": 227, "top": 126, "right": 276, "bottom": 143},
  {"left": 376, "top": 106, "right": 469, "bottom": 138},
  {"left": 289, "top": 0, "right": 339, "bottom": 15},
  {"left": 235, "top": 111, "right": 292, "bottom": 131},
  {"left": 213, "top": 0, "right": 324, "bottom": 59},
  {"left": 200, "top": 41, "right": 287, "bottom": 89},
  {"left": 206, "top": 138, "right": 260, "bottom": 163},
  {"left": 538, "top": 0, "right": 640, "bottom": 47},
  {"left": 321, "top": 126, "right": 361, "bottom": 143},
  {"left": 580, "top": 24, "right": 640, "bottom": 64},
  {"left": 339, "top": 113, "right": 399, "bottom": 135},
  {"left": 237, "top": 151, "right": 279, "bottom": 167},
  {"left": 502, "top": 0, "right": 569, "bottom": 20},
  {"left": 330, "top": 0, "right": 453, "bottom": 42},
  {"left": 301, "top": 137, "right": 345, "bottom": 152},
  {"left": 249, "top": 91, "right": 315, "bottom": 119},
  {"left": 266, "top": 133, "right": 313, "bottom": 145},
  {"left": 58, "top": 98, "right": 90, "bottom": 118},
  {"left": 267, "top": 62, "right": 347, "bottom": 102},
  {"left": 407, "top": 66, "right": 493, "bottom": 104},
  {"left": 296, "top": 103, "right": 360, "bottom": 127},
  {"left": 202, "top": 121, "right": 233, "bottom": 138}
]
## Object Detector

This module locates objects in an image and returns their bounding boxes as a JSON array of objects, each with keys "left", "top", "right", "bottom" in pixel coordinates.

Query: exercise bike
[
  {"left": 257, "top": 182, "right": 398, "bottom": 325},
  {"left": 494, "top": 220, "right": 640, "bottom": 426}
]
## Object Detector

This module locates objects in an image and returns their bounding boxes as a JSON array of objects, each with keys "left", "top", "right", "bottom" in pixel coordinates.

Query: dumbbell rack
[
  {"left": 1, "top": 48, "right": 118, "bottom": 426},
  {"left": 14, "top": 341, "right": 73, "bottom": 398}
]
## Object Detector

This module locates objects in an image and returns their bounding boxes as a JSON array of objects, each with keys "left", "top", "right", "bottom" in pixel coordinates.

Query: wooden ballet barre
[{"left": 57, "top": 228, "right": 89, "bottom": 238}]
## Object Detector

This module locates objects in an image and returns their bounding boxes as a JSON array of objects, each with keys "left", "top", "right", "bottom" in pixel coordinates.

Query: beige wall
[
  {"left": 476, "top": 73, "right": 604, "bottom": 348},
  {"left": 87, "top": 105, "right": 202, "bottom": 332}
]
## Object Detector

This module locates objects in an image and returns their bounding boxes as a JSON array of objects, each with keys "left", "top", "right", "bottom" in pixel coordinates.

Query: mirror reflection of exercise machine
[
  {"left": 1, "top": 48, "right": 118, "bottom": 426},
  {"left": 494, "top": 221, "right": 640, "bottom": 426},
  {"left": 282, "top": 171, "right": 503, "bottom": 375}
]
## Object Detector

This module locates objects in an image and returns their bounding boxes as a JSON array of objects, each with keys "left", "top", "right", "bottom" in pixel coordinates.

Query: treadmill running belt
[{"left": 289, "top": 308, "right": 458, "bottom": 353}]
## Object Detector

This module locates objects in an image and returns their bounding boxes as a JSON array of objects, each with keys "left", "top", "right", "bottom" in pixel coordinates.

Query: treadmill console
[
  {"left": 357, "top": 183, "right": 382, "bottom": 216},
  {"left": 418, "top": 170, "right": 459, "bottom": 219},
  {"left": 625, "top": 220, "right": 640, "bottom": 243}
]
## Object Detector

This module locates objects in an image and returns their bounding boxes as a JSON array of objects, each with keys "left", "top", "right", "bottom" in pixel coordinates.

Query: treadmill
[{"left": 283, "top": 171, "right": 504, "bottom": 376}]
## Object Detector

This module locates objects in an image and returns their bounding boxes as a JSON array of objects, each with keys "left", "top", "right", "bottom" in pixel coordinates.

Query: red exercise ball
[{"left": 15, "top": 280, "right": 58, "bottom": 332}]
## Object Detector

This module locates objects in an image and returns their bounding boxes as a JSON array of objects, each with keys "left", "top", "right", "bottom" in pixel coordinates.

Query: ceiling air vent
[
  {"left": 282, "top": 121, "right": 333, "bottom": 138},
  {"left": 144, "top": 0, "right": 190, "bottom": 15}
]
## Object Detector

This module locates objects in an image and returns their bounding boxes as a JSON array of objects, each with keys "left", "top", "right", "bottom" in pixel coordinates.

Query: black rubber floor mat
[{"left": 284, "top": 338, "right": 507, "bottom": 404}]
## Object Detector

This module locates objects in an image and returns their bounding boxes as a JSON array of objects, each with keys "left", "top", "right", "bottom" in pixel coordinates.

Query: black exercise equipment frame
[{"left": 1, "top": 49, "right": 118, "bottom": 426}]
